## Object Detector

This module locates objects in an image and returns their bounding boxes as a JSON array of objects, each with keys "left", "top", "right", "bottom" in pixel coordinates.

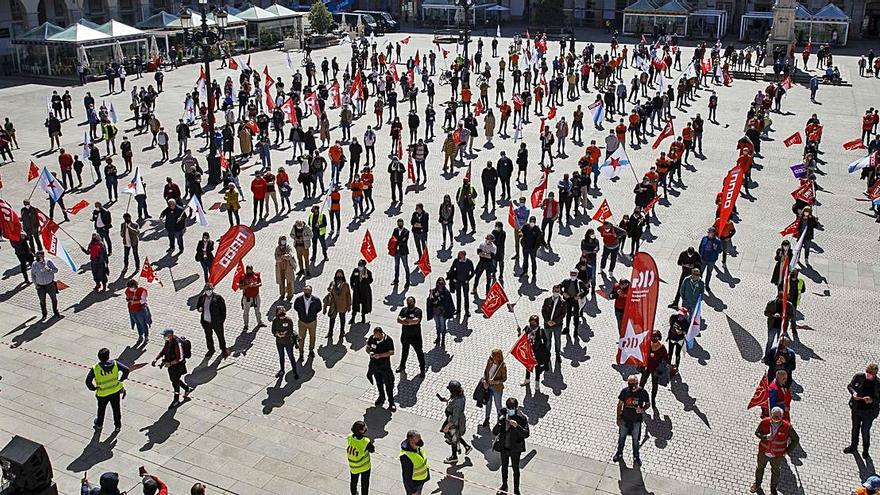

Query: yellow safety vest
[
  {"left": 400, "top": 447, "right": 429, "bottom": 481},
  {"left": 93, "top": 362, "right": 124, "bottom": 397},
  {"left": 308, "top": 212, "right": 328, "bottom": 236},
  {"left": 346, "top": 434, "right": 371, "bottom": 474}
]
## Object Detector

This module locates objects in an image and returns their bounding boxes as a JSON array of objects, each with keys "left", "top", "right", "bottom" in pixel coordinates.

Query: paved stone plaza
[{"left": 0, "top": 32, "right": 878, "bottom": 494}]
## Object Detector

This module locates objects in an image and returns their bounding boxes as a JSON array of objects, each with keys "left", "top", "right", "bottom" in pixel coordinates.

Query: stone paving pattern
[{"left": 0, "top": 32, "right": 878, "bottom": 494}]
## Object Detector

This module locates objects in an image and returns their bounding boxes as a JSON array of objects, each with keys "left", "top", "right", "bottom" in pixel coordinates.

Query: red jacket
[
  {"left": 251, "top": 177, "right": 267, "bottom": 200},
  {"left": 756, "top": 417, "right": 793, "bottom": 457},
  {"left": 541, "top": 199, "right": 558, "bottom": 219}
]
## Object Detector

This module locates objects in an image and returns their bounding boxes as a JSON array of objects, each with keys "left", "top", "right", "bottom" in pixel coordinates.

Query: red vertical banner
[
  {"left": 616, "top": 253, "right": 659, "bottom": 366},
  {"left": 208, "top": 225, "right": 256, "bottom": 286},
  {"left": 715, "top": 166, "right": 744, "bottom": 233}
]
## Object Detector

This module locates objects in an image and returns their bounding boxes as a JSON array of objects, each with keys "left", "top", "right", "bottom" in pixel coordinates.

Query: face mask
[
  {"left": 570, "top": 276, "right": 576, "bottom": 281},
  {"left": 629, "top": 383, "right": 638, "bottom": 391},
  {"left": 506, "top": 409, "right": 515, "bottom": 417},
  {"left": 552, "top": 293, "right": 560, "bottom": 299},
  {"left": 868, "top": 373, "right": 876, "bottom": 380},
  {"left": 415, "top": 439, "right": 424, "bottom": 447},
  {"left": 280, "top": 240, "right": 287, "bottom": 246},
  {"left": 205, "top": 290, "right": 213, "bottom": 297},
  {"left": 335, "top": 277, "right": 344, "bottom": 283}
]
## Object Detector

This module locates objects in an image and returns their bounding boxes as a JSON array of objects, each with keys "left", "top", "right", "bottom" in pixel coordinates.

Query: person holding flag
[{"left": 518, "top": 315, "right": 550, "bottom": 390}]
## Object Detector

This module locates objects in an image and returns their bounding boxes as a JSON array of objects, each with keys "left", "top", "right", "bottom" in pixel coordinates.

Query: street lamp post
[
  {"left": 458, "top": 0, "right": 471, "bottom": 85},
  {"left": 180, "top": 0, "right": 227, "bottom": 185}
]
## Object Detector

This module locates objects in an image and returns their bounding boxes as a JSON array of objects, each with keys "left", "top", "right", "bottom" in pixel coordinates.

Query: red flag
[
  {"left": 715, "top": 166, "right": 744, "bottom": 234},
  {"left": 507, "top": 201, "right": 517, "bottom": 229},
  {"left": 305, "top": 91, "right": 321, "bottom": 118},
  {"left": 701, "top": 58, "right": 711, "bottom": 75},
  {"left": 400, "top": 36, "right": 411, "bottom": 45},
  {"left": 791, "top": 181, "right": 815, "bottom": 204},
  {"left": 617, "top": 253, "right": 659, "bottom": 366},
  {"left": 360, "top": 229, "right": 378, "bottom": 262},
  {"left": 781, "top": 76, "right": 792, "bottom": 90},
  {"left": 228, "top": 57, "right": 238, "bottom": 70},
  {"left": 40, "top": 217, "right": 59, "bottom": 249},
  {"left": 139, "top": 257, "right": 163, "bottom": 287},
  {"left": 396, "top": 138, "right": 403, "bottom": 160},
  {"left": 66, "top": 199, "right": 89, "bottom": 215},
  {"left": 329, "top": 80, "right": 342, "bottom": 108},
  {"left": 510, "top": 332, "right": 537, "bottom": 372},
  {"left": 390, "top": 63, "right": 399, "bottom": 82},
  {"left": 747, "top": 375, "right": 769, "bottom": 409},
  {"left": 843, "top": 138, "right": 867, "bottom": 151},
  {"left": 55, "top": 280, "right": 69, "bottom": 290},
  {"left": 0, "top": 198, "right": 21, "bottom": 242},
  {"left": 640, "top": 34, "right": 647, "bottom": 44},
  {"left": 245, "top": 120, "right": 259, "bottom": 135},
  {"left": 407, "top": 154, "right": 416, "bottom": 183},
  {"left": 723, "top": 69, "right": 733, "bottom": 86},
  {"left": 779, "top": 218, "right": 801, "bottom": 237},
  {"left": 539, "top": 118, "right": 547, "bottom": 134},
  {"left": 281, "top": 97, "right": 298, "bottom": 125},
  {"left": 783, "top": 132, "right": 803, "bottom": 148},
  {"left": 27, "top": 161, "right": 39, "bottom": 182},
  {"left": 231, "top": 260, "right": 244, "bottom": 291},
  {"left": 417, "top": 247, "right": 431, "bottom": 276},
  {"left": 349, "top": 71, "right": 363, "bottom": 98},
  {"left": 219, "top": 155, "right": 229, "bottom": 170},
  {"left": 642, "top": 195, "right": 661, "bottom": 214},
  {"left": 481, "top": 281, "right": 509, "bottom": 318},
  {"left": 465, "top": 162, "right": 472, "bottom": 183},
  {"left": 474, "top": 99, "right": 484, "bottom": 117},
  {"left": 266, "top": 91, "right": 276, "bottom": 111},
  {"left": 208, "top": 225, "right": 256, "bottom": 286},
  {"left": 592, "top": 199, "right": 612, "bottom": 222},
  {"left": 652, "top": 119, "right": 674, "bottom": 149},
  {"left": 530, "top": 171, "right": 548, "bottom": 208},
  {"left": 547, "top": 106, "right": 556, "bottom": 120},
  {"left": 869, "top": 179, "right": 880, "bottom": 204},
  {"left": 263, "top": 66, "right": 274, "bottom": 89}
]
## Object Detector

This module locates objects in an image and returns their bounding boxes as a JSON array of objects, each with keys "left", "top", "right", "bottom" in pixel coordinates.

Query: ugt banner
[
  {"left": 715, "top": 166, "right": 744, "bottom": 234},
  {"left": 616, "top": 252, "right": 659, "bottom": 366},
  {"left": 208, "top": 225, "right": 255, "bottom": 287}
]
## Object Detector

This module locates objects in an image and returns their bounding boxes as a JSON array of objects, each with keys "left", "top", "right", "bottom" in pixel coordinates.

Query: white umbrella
[
  {"left": 149, "top": 35, "right": 159, "bottom": 62},
  {"left": 113, "top": 40, "right": 124, "bottom": 64},
  {"left": 77, "top": 44, "right": 90, "bottom": 68}
]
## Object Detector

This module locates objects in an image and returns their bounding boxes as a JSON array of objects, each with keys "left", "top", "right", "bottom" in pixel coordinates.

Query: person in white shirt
[{"left": 472, "top": 234, "right": 497, "bottom": 296}]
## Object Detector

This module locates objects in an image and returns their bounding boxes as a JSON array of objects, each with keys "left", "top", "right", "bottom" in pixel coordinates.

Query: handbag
[
  {"left": 472, "top": 380, "right": 487, "bottom": 407},
  {"left": 387, "top": 235, "right": 397, "bottom": 256}
]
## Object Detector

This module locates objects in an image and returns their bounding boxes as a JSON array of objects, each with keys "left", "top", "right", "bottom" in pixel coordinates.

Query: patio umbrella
[
  {"left": 149, "top": 35, "right": 160, "bottom": 62},
  {"left": 356, "top": 15, "right": 362, "bottom": 36},
  {"left": 113, "top": 40, "right": 124, "bottom": 63},
  {"left": 77, "top": 44, "right": 90, "bottom": 68}
]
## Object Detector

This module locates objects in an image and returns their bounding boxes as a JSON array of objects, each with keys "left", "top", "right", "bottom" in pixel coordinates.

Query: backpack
[{"left": 178, "top": 336, "right": 192, "bottom": 359}]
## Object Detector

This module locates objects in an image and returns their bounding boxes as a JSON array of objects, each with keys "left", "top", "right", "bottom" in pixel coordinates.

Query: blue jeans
[
  {"left": 167, "top": 230, "right": 184, "bottom": 251},
  {"left": 586, "top": 263, "right": 596, "bottom": 290},
  {"left": 434, "top": 316, "right": 447, "bottom": 340},
  {"left": 484, "top": 387, "right": 503, "bottom": 419},
  {"left": 394, "top": 253, "right": 410, "bottom": 284},
  {"left": 702, "top": 261, "right": 716, "bottom": 287},
  {"left": 615, "top": 420, "right": 642, "bottom": 459},
  {"left": 129, "top": 308, "right": 149, "bottom": 337}
]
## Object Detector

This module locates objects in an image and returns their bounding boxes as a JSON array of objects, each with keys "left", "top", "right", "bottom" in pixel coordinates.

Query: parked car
[
  {"left": 333, "top": 12, "right": 380, "bottom": 35},
  {"left": 354, "top": 10, "right": 400, "bottom": 32}
]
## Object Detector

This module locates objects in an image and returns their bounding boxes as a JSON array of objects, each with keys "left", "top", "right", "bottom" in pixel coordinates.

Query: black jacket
[
  {"left": 92, "top": 209, "right": 112, "bottom": 230},
  {"left": 196, "top": 293, "right": 226, "bottom": 324},
  {"left": 392, "top": 227, "right": 410, "bottom": 256},
  {"left": 849, "top": 373, "right": 880, "bottom": 414},
  {"left": 492, "top": 407, "right": 530, "bottom": 454},
  {"left": 448, "top": 257, "right": 475, "bottom": 284},
  {"left": 195, "top": 239, "right": 214, "bottom": 263}
]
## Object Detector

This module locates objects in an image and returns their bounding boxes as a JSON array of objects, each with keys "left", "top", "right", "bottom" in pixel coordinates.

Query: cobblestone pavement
[{"left": 0, "top": 33, "right": 877, "bottom": 494}]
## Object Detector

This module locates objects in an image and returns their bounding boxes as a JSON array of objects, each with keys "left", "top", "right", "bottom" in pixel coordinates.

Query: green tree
[
  {"left": 533, "top": 0, "right": 564, "bottom": 26},
  {"left": 308, "top": 1, "right": 334, "bottom": 34}
]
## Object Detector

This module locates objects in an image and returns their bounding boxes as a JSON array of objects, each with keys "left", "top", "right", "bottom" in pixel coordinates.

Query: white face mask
[
  {"left": 570, "top": 276, "right": 577, "bottom": 281},
  {"left": 552, "top": 293, "right": 561, "bottom": 300},
  {"left": 204, "top": 290, "right": 213, "bottom": 297},
  {"left": 280, "top": 240, "right": 287, "bottom": 246}
]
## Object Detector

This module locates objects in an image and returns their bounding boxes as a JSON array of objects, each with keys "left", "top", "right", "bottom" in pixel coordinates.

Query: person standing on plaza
[
  {"left": 271, "top": 306, "right": 299, "bottom": 379},
  {"left": 456, "top": 177, "right": 477, "bottom": 234},
  {"left": 439, "top": 380, "right": 472, "bottom": 464},
  {"left": 669, "top": 246, "right": 700, "bottom": 308},
  {"left": 250, "top": 172, "right": 267, "bottom": 224},
  {"left": 309, "top": 205, "right": 329, "bottom": 263},
  {"left": 30, "top": 250, "right": 60, "bottom": 319},
  {"left": 427, "top": 277, "right": 455, "bottom": 345},
  {"left": 176, "top": 118, "right": 190, "bottom": 157},
  {"left": 846, "top": 363, "right": 880, "bottom": 456},
  {"left": 764, "top": 291, "right": 793, "bottom": 353},
  {"left": 86, "top": 347, "right": 129, "bottom": 432},
  {"left": 610, "top": 279, "right": 630, "bottom": 331},
  {"left": 159, "top": 199, "right": 186, "bottom": 254},
  {"left": 493, "top": 397, "right": 530, "bottom": 495},
  {"left": 399, "top": 430, "right": 430, "bottom": 495},
  {"left": 290, "top": 219, "right": 312, "bottom": 277},
  {"left": 294, "top": 285, "right": 322, "bottom": 360},
  {"left": 438, "top": 194, "right": 456, "bottom": 249},
  {"left": 397, "top": 296, "right": 426, "bottom": 377},
  {"left": 324, "top": 269, "right": 352, "bottom": 340},
  {"left": 542, "top": 285, "right": 566, "bottom": 361},
  {"left": 82, "top": 233, "right": 109, "bottom": 292},
  {"left": 481, "top": 349, "right": 507, "bottom": 427},
  {"left": 599, "top": 220, "right": 624, "bottom": 275},
  {"left": 20, "top": 201, "right": 41, "bottom": 252},
  {"left": 519, "top": 216, "right": 543, "bottom": 281},
  {"left": 239, "top": 264, "right": 264, "bottom": 331},
  {"left": 347, "top": 420, "right": 374, "bottom": 495},
  {"left": 197, "top": 284, "right": 229, "bottom": 358},
  {"left": 392, "top": 218, "right": 412, "bottom": 288},
  {"left": 224, "top": 183, "right": 241, "bottom": 227},
  {"left": 411, "top": 203, "right": 429, "bottom": 258},
  {"left": 613, "top": 374, "right": 649, "bottom": 466},
  {"left": 91, "top": 202, "right": 113, "bottom": 256},
  {"left": 125, "top": 279, "right": 151, "bottom": 342},
  {"left": 350, "top": 259, "right": 373, "bottom": 324},
  {"left": 194, "top": 232, "right": 214, "bottom": 283},
  {"left": 519, "top": 314, "right": 550, "bottom": 389},
  {"left": 119, "top": 213, "right": 140, "bottom": 276},
  {"left": 698, "top": 227, "right": 722, "bottom": 289},
  {"left": 472, "top": 234, "right": 496, "bottom": 297},
  {"left": 751, "top": 407, "right": 799, "bottom": 495},
  {"left": 678, "top": 268, "right": 704, "bottom": 317},
  {"left": 367, "top": 326, "right": 397, "bottom": 412},
  {"left": 448, "top": 250, "right": 475, "bottom": 317},
  {"left": 274, "top": 236, "right": 295, "bottom": 300},
  {"left": 639, "top": 331, "right": 669, "bottom": 410},
  {"left": 151, "top": 328, "right": 192, "bottom": 409}
]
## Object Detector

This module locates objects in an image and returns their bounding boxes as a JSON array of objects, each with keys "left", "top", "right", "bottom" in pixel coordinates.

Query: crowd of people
[{"left": 0, "top": 25, "right": 877, "bottom": 495}]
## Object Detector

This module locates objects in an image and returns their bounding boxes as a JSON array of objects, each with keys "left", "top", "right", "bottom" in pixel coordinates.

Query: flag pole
[
  {"left": 125, "top": 194, "right": 132, "bottom": 213},
  {"left": 55, "top": 222, "right": 85, "bottom": 250},
  {"left": 26, "top": 180, "right": 40, "bottom": 202}
]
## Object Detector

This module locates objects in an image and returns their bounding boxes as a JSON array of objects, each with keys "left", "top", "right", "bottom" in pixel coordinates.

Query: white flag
[
  {"left": 513, "top": 123, "right": 522, "bottom": 142},
  {"left": 685, "top": 297, "right": 703, "bottom": 348},
  {"left": 188, "top": 194, "right": 209, "bottom": 227},
  {"left": 109, "top": 102, "right": 118, "bottom": 124},
  {"left": 286, "top": 51, "right": 293, "bottom": 70},
  {"left": 82, "top": 131, "right": 90, "bottom": 159},
  {"left": 124, "top": 167, "right": 146, "bottom": 196}
]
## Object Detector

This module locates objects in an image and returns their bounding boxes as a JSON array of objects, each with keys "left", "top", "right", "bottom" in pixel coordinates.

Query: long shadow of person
[
  {"left": 5, "top": 318, "right": 40, "bottom": 347},
  {"left": 394, "top": 372, "right": 424, "bottom": 409},
  {"left": 425, "top": 345, "right": 453, "bottom": 373},
  {"left": 362, "top": 406, "right": 392, "bottom": 440},
  {"left": 562, "top": 335, "right": 589, "bottom": 368},
  {"left": 117, "top": 344, "right": 147, "bottom": 371},
  {"left": 435, "top": 459, "right": 471, "bottom": 494},
  {"left": 318, "top": 338, "right": 347, "bottom": 368},
  {"left": 185, "top": 355, "right": 229, "bottom": 390},
  {"left": 261, "top": 364, "right": 315, "bottom": 415},
  {"left": 685, "top": 339, "right": 711, "bottom": 366},
  {"left": 669, "top": 377, "right": 710, "bottom": 428},
  {"left": 541, "top": 360, "right": 568, "bottom": 397},
  {"left": 521, "top": 386, "right": 551, "bottom": 425},
  {"left": 67, "top": 429, "right": 118, "bottom": 472},
  {"left": 139, "top": 408, "right": 180, "bottom": 451},
  {"left": 727, "top": 315, "right": 763, "bottom": 363},
  {"left": 230, "top": 326, "right": 261, "bottom": 358},
  {"left": 643, "top": 411, "right": 673, "bottom": 449},
  {"left": 470, "top": 423, "right": 500, "bottom": 471},
  {"left": 345, "top": 321, "right": 370, "bottom": 351},
  {"left": 447, "top": 315, "right": 473, "bottom": 343},
  {"left": 617, "top": 463, "right": 655, "bottom": 495}
]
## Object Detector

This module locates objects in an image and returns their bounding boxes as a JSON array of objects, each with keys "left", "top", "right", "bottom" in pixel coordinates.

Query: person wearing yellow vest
[
  {"left": 85, "top": 347, "right": 129, "bottom": 431},
  {"left": 751, "top": 407, "right": 800, "bottom": 495},
  {"left": 399, "top": 430, "right": 429, "bottom": 495},
  {"left": 347, "top": 421, "right": 374, "bottom": 495},
  {"left": 308, "top": 205, "right": 329, "bottom": 262}
]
